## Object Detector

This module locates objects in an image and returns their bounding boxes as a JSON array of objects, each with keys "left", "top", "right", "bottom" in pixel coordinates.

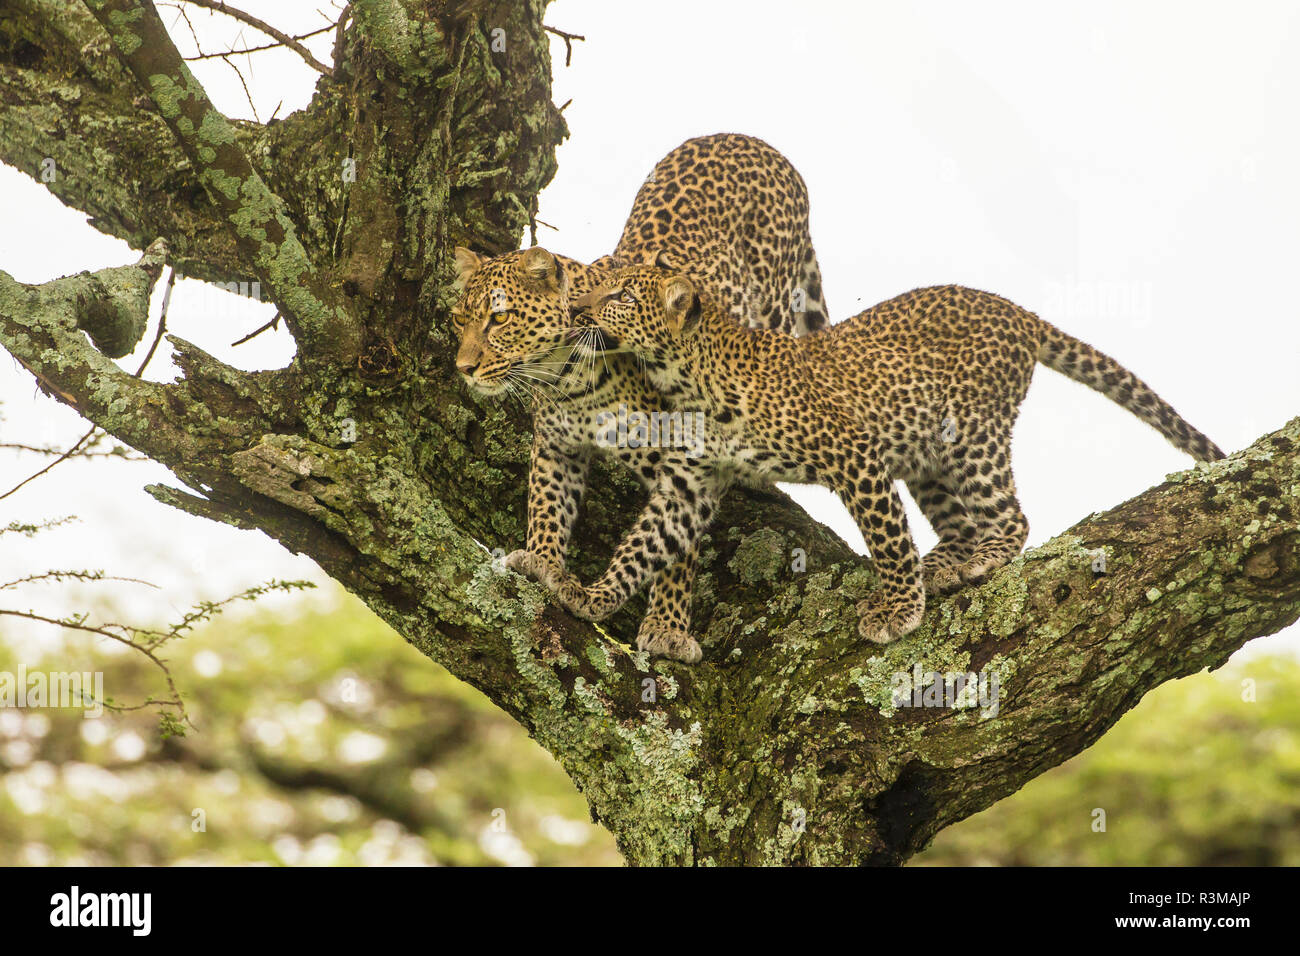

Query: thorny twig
[
  {"left": 1, "top": 517, "right": 78, "bottom": 537},
  {"left": 0, "top": 442, "right": 140, "bottom": 459},
  {"left": 183, "top": 21, "right": 336, "bottom": 61},
  {"left": 0, "top": 578, "right": 315, "bottom": 730},
  {"left": 1, "top": 570, "right": 158, "bottom": 591},
  {"left": 220, "top": 50, "right": 260, "bottom": 122},
  {"left": 177, "top": 0, "right": 334, "bottom": 75},
  {"left": 161, "top": 1, "right": 203, "bottom": 51}
]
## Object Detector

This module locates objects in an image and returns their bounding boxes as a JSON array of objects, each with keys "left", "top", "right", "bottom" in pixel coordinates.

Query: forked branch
[{"left": 82, "top": 0, "right": 357, "bottom": 358}]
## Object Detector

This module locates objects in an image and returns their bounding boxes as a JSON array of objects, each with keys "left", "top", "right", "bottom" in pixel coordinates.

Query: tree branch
[
  {"left": 81, "top": 0, "right": 357, "bottom": 359},
  {"left": 144, "top": 412, "right": 1300, "bottom": 865},
  {"left": 0, "top": 247, "right": 292, "bottom": 485},
  {"left": 0, "top": 0, "right": 253, "bottom": 283}
]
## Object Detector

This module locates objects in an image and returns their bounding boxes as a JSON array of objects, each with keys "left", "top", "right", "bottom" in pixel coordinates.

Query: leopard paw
[
  {"left": 554, "top": 579, "right": 621, "bottom": 622},
  {"left": 922, "top": 563, "right": 964, "bottom": 597},
  {"left": 504, "top": 549, "right": 564, "bottom": 589},
  {"left": 636, "top": 625, "right": 702, "bottom": 664},
  {"left": 921, "top": 551, "right": 970, "bottom": 597},
  {"left": 855, "top": 593, "right": 925, "bottom": 645},
  {"left": 956, "top": 554, "right": 1006, "bottom": 588}
]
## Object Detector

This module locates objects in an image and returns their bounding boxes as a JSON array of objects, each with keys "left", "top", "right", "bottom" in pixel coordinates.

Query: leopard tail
[
  {"left": 1036, "top": 322, "right": 1225, "bottom": 461},
  {"left": 792, "top": 244, "right": 831, "bottom": 336}
]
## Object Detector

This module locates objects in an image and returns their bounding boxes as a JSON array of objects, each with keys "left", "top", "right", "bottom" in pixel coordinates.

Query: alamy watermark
[
  {"left": 595, "top": 404, "right": 708, "bottom": 459},
  {"left": 0, "top": 666, "right": 103, "bottom": 718},
  {"left": 1043, "top": 275, "right": 1153, "bottom": 329},
  {"left": 891, "top": 664, "right": 1001, "bottom": 718},
  {"left": 50, "top": 886, "right": 150, "bottom": 936}
]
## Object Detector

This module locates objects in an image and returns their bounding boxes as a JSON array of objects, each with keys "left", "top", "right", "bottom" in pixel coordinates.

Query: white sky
[{"left": 2, "top": 1, "right": 1297, "bottom": 658}]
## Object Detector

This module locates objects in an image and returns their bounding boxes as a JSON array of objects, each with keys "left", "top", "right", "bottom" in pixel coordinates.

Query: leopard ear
[
  {"left": 519, "top": 246, "right": 559, "bottom": 284},
  {"left": 452, "top": 247, "right": 482, "bottom": 289},
  {"left": 663, "top": 276, "right": 701, "bottom": 337}
]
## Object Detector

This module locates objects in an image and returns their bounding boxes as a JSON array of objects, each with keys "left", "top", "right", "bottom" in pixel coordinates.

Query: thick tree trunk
[{"left": 2, "top": 0, "right": 1297, "bottom": 865}]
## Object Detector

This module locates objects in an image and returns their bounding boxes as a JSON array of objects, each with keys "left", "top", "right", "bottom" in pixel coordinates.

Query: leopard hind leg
[
  {"left": 950, "top": 427, "right": 1029, "bottom": 588},
  {"left": 907, "top": 473, "right": 980, "bottom": 597}
]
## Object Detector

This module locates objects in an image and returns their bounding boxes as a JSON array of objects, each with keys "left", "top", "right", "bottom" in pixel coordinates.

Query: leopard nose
[
  {"left": 570, "top": 286, "right": 616, "bottom": 316},
  {"left": 457, "top": 358, "right": 479, "bottom": 377}
]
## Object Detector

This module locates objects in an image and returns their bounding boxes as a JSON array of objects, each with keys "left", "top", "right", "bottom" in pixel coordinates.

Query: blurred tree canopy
[
  {"left": 1, "top": 591, "right": 1295, "bottom": 866},
  {"left": 0, "top": 592, "right": 620, "bottom": 866}
]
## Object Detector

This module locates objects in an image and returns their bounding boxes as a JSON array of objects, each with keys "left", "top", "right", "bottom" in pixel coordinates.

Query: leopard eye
[
  {"left": 450, "top": 313, "right": 468, "bottom": 331},
  {"left": 617, "top": 288, "right": 637, "bottom": 305},
  {"left": 485, "top": 310, "right": 512, "bottom": 331}
]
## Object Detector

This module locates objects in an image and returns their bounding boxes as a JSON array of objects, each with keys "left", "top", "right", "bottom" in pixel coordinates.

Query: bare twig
[
  {"left": 220, "top": 53, "right": 260, "bottom": 122},
  {"left": 182, "top": 22, "right": 335, "bottom": 60},
  {"left": 231, "top": 311, "right": 282, "bottom": 347},
  {"left": 0, "top": 427, "right": 97, "bottom": 501},
  {"left": 544, "top": 25, "right": 585, "bottom": 67},
  {"left": 135, "top": 268, "right": 175, "bottom": 377},
  {"left": 179, "top": 0, "right": 333, "bottom": 75}
]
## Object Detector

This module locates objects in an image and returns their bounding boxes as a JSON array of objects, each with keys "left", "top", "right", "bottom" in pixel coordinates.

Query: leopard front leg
[
  {"left": 836, "top": 458, "right": 925, "bottom": 644},
  {"left": 504, "top": 429, "right": 590, "bottom": 591},
  {"left": 554, "top": 459, "right": 722, "bottom": 629}
]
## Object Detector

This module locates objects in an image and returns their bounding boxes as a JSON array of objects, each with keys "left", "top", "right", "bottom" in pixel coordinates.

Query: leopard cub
[{"left": 572, "top": 268, "right": 1224, "bottom": 646}]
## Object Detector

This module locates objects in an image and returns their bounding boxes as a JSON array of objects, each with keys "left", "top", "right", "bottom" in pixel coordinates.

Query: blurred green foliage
[
  {"left": 0, "top": 588, "right": 1295, "bottom": 865},
  {"left": 916, "top": 651, "right": 1300, "bottom": 865},
  {"left": 0, "top": 589, "right": 621, "bottom": 865}
]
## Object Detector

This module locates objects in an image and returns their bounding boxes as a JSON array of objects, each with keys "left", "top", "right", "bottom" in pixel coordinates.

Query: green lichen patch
[{"left": 728, "top": 527, "right": 788, "bottom": 585}]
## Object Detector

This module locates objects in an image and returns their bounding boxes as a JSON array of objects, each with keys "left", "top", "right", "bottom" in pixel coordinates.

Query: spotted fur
[
  {"left": 451, "top": 134, "right": 828, "bottom": 661},
  {"left": 570, "top": 268, "right": 1225, "bottom": 647},
  {"left": 600, "top": 133, "right": 829, "bottom": 335}
]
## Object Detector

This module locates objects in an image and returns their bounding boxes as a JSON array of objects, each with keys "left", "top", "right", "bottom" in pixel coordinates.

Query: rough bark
[{"left": 2, "top": 0, "right": 1297, "bottom": 865}]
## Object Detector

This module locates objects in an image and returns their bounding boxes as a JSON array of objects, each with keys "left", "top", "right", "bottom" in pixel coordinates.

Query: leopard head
[
  {"left": 575, "top": 265, "right": 703, "bottom": 367},
  {"left": 450, "top": 246, "right": 583, "bottom": 396}
]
